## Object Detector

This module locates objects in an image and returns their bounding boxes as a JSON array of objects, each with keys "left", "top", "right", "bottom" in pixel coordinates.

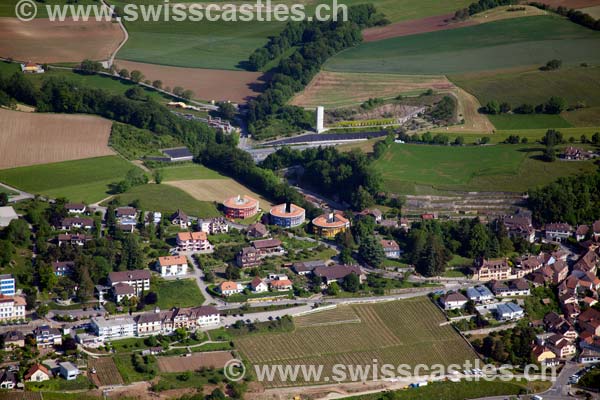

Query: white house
[
  {"left": 250, "top": 277, "right": 268, "bottom": 293},
  {"left": 191, "top": 306, "right": 220, "bottom": 328},
  {"left": 466, "top": 285, "right": 495, "bottom": 303},
  {"left": 108, "top": 270, "right": 151, "bottom": 296},
  {"left": 157, "top": 255, "right": 188, "bottom": 277},
  {"left": 25, "top": 364, "right": 51, "bottom": 382},
  {"left": 0, "top": 295, "right": 26, "bottom": 322},
  {"left": 544, "top": 223, "right": 573, "bottom": 242},
  {"left": 440, "top": 292, "right": 468, "bottom": 310},
  {"left": 218, "top": 281, "right": 244, "bottom": 296},
  {"left": 65, "top": 203, "right": 86, "bottom": 214},
  {"left": 59, "top": 362, "right": 80, "bottom": 381},
  {"left": 33, "top": 325, "right": 62, "bottom": 348},
  {"left": 91, "top": 316, "right": 136, "bottom": 340},
  {"left": 198, "top": 218, "right": 229, "bottom": 235},
  {"left": 176, "top": 231, "right": 213, "bottom": 253}
]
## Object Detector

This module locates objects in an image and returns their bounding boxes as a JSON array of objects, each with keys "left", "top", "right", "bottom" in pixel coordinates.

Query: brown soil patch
[
  {"left": 363, "top": 13, "right": 477, "bottom": 42},
  {"left": 166, "top": 179, "right": 276, "bottom": 208},
  {"left": 535, "top": 0, "right": 600, "bottom": 8},
  {"left": 0, "top": 17, "right": 124, "bottom": 63},
  {"left": 157, "top": 351, "right": 234, "bottom": 373},
  {"left": 448, "top": 87, "right": 494, "bottom": 133},
  {"left": 115, "top": 59, "right": 267, "bottom": 104},
  {"left": 0, "top": 108, "right": 114, "bottom": 169},
  {"left": 89, "top": 357, "right": 124, "bottom": 387}
]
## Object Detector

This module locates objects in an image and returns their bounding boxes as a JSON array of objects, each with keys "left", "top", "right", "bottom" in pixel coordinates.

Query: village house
[
  {"left": 495, "top": 302, "right": 525, "bottom": 321},
  {"left": 546, "top": 334, "right": 577, "bottom": 358},
  {"left": 2, "top": 331, "right": 24, "bottom": 348},
  {"left": 58, "top": 233, "right": 92, "bottom": 246},
  {"left": 247, "top": 222, "right": 268, "bottom": 238},
  {"left": 575, "top": 225, "right": 589, "bottom": 241},
  {"left": 237, "top": 246, "right": 261, "bottom": 268},
  {"left": 219, "top": 281, "right": 244, "bottom": 296},
  {"left": 250, "top": 277, "right": 268, "bottom": 293},
  {"left": 472, "top": 258, "right": 511, "bottom": 281},
  {"left": 544, "top": 222, "right": 573, "bottom": 242},
  {"left": 358, "top": 208, "right": 383, "bottom": 223},
  {"left": 293, "top": 260, "right": 327, "bottom": 276},
  {"left": 578, "top": 308, "right": 600, "bottom": 336},
  {"left": 21, "top": 62, "right": 44, "bottom": 73},
  {"left": 115, "top": 207, "right": 137, "bottom": 225},
  {"left": 198, "top": 217, "right": 229, "bottom": 235},
  {"left": 574, "top": 249, "right": 599, "bottom": 274},
  {"left": 532, "top": 345, "right": 557, "bottom": 365},
  {"left": 0, "top": 369, "right": 17, "bottom": 389},
  {"left": 33, "top": 325, "right": 62, "bottom": 348},
  {"left": 108, "top": 270, "right": 151, "bottom": 297},
  {"left": 0, "top": 295, "right": 26, "bottom": 322},
  {"left": 313, "top": 264, "right": 365, "bottom": 286},
  {"left": 270, "top": 279, "right": 293, "bottom": 291},
  {"left": 561, "top": 146, "right": 596, "bottom": 160},
  {"left": 502, "top": 209, "right": 535, "bottom": 243},
  {"left": 176, "top": 231, "right": 213, "bottom": 253},
  {"left": 380, "top": 239, "right": 401, "bottom": 259},
  {"left": 59, "top": 362, "right": 80, "bottom": 381},
  {"left": 136, "top": 312, "right": 165, "bottom": 336},
  {"left": 439, "top": 292, "right": 468, "bottom": 310},
  {"left": 593, "top": 220, "right": 600, "bottom": 240},
  {"left": 157, "top": 255, "right": 188, "bottom": 277},
  {"left": 466, "top": 285, "right": 495, "bottom": 303},
  {"left": 236, "top": 239, "right": 284, "bottom": 268},
  {"left": 64, "top": 203, "right": 86, "bottom": 214},
  {"left": 170, "top": 209, "right": 190, "bottom": 229},
  {"left": 59, "top": 217, "right": 94, "bottom": 231},
  {"left": 52, "top": 261, "right": 74, "bottom": 277},
  {"left": 25, "top": 364, "right": 51, "bottom": 382}
]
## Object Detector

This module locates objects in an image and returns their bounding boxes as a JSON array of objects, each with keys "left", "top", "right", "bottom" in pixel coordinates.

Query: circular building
[
  {"left": 223, "top": 195, "right": 259, "bottom": 219},
  {"left": 270, "top": 203, "right": 305, "bottom": 228},
  {"left": 312, "top": 211, "right": 350, "bottom": 238}
]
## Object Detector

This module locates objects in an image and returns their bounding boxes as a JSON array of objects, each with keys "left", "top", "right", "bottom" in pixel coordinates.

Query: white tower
[{"left": 316, "top": 106, "right": 325, "bottom": 133}]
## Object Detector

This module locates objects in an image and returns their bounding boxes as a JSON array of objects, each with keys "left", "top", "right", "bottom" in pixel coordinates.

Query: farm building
[
  {"left": 223, "top": 195, "right": 259, "bottom": 219},
  {"left": 161, "top": 147, "right": 194, "bottom": 162},
  {"left": 312, "top": 211, "right": 350, "bottom": 238},
  {"left": 20, "top": 62, "right": 44, "bottom": 74},
  {"left": 269, "top": 203, "right": 305, "bottom": 228}
]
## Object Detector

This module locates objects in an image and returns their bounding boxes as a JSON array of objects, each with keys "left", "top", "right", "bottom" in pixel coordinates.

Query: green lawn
[
  {"left": 488, "top": 114, "right": 573, "bottom": 130},
  {"left": 152, "top": 278, "right": 205, "bottom": 310},
  {"left": 373, "top": 143, "right": 597, "bottom": 194},
  {"left": 113, "top": 183, "right": 220, "bottom": 217},
  {"left": 326, "top": 16, "right": 600, "bottom": 75},
  {"left": 160, "top": 163, "right": 226, "bottom": 181},
  {"left": 0, "top": 156, "right": 138, "bottom": 203},
  {"left": 26, "top": 375, "right": 92, "bottom": 391}
]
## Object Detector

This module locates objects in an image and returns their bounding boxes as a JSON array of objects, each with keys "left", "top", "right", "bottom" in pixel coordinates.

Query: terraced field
[{"left": 236, "top": 298, "right": 477, "bottom": 387}]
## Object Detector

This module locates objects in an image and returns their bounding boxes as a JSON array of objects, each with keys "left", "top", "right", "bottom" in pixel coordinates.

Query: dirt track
[
  {"left": 0, "top": 108, "right": 114, "bottom": 169},
  {"left": 115, "top": 60, "right": 267, "bottom": 103},
  {"left": 0, "top": 17, "right": 124, "bottom": 63},
  {"left": 363, "top": 13, "right": 477, "bottom": 42}
]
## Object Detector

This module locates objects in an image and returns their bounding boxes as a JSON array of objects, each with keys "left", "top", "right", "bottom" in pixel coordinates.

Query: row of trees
[
  {"left": 481, "top": 96, "right": 568, "bottom": 115},
  {"left": 246, "top": 5, "right": 386, "bottom": 136},
  {"left": 454, "top": 0, "right": 516, "bottom": 19},
  {"left": 530, "top": 2, "right": 600, "bottom": 31}
]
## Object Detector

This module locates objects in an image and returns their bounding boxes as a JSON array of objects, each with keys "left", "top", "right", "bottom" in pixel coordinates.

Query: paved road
[{"left": 0, "top": 182, "right": 33, "bottom": 203}]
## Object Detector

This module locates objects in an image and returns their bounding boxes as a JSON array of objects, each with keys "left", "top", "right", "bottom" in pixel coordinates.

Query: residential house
[
  {"left": 293, "top": 260, "right": 327, "bottom": 276},
  {"left": 65, "top": 203, "right": 86, "bottom": 214},
  {"left": 52, "top": 261, "right": 74, "bottom": 277},
  {"left": 575, "top": 225, "right": 589, "bottom": 241},
  {"left": 186, "top": 305, "right": 220, "bottom": 328},
  {"left": 270, "top": 279, "right": 293, "bottom": 291},
  {"left": 532, "top": 345, "right": 557, "bottom": 365},
  {"left": 136, "top": 312, "right": 165, "bottom": 336},
  {"left": 198, "top": 217, "right": 229, "bottom": 234},
  {"left": 546, "top": 334, "right": 577, "bottom": 358},
  {"left": 544, "top": 223, "right": 573, "bottom": 242},
  {"left": 176, "top": 231, "right": 213, "bottom": 253},
  {"left": 574, "top": 249, "right": 599, "bottom": 274},
  {"left": 115, "top": 207, "right": 137, "bottom": 225},
  {"left": 170, "top": 209, "right": 190, "bottom": 229},
  {"left": 2, "top": 331, "right": 24, "bottom": 348},
  {"left": 252, "top": 239, "right": 284, "bottom": 256},
  {"left": 108, "top": 270, "right": 151, "bottom": 296},
  {"left": 157, "top": 255, "right": 188, "bottom": 277},
  {"left": 578, "top": 308, "right": 600, "bottom": 336},
  {"left": 237, "top": 246, "right": 261, "bottom": 268},
  {"left": 60, "top": 217, "right": 93, "bottom": 231},
  {"left": 0, "top": 369, "right": 17, "bottom": 389},
  {"left": 112, "top": 283, "right": 136, "bottom": 303},
  {"left": 0, "top": 295, "right": 26, "bottom": 322},
  {"left": 561, "top": 146, "right": 595, "bottom": 160},
  {"left": 472, "top": 258, "right": 511, "bottom": 281},
  {"left": 439, "top": 292, "right": 468, "bottom": 310},
  {"left": 466, "top": 285, "right": 495, "bottom": 303},
  {"left": 21, "top": 62, "right": 44, "bottom": 73},
  {"left": 237, "top": 239, "right": 284, "bottom": 267},
  {"left": 502, "top": 209, "right": 535, "bottom": 243},
  {"left": 0, "top": 274, "right": 15, "bottom": 296},
  {"left": 33, "top": 325, "right": 62, "bottom": 348},
  {"left": 247, "top": 222, "right": 268, "bottom": 238},
  {"left": 505, "top": 279, "right": 531, "bottom": 296},
  {"left": 380, "top": 239, "right": 401, "bottom": 259},
  {"left": 91, "top": 316, "right": 136, "bottom": 340},
  {"left": 57, "top": 233, "right": 92, "bottom": 246},
  {"left": 579, "top": 348, "right": 600, "bottom": 364},
  {"left": 218, "top": 281, "right": 244, "bottom": 296},
  {"left": 59, "top": 362, "right": 80, "bottom": 381},
  {"left": 593, "top": 220, "right": 600, "bottom": 240},
  {"left": 25, "top": 364, "right": 51, "bottom": 382},
  {"left": 489, "top": 280, "right": 510, "bottom": 297},
  {"left": 358, "top": 208, "right": 383, "bottom": 223},
  {"left": 250, "top": 277, "right": 268, "bottom": 293},
  {"left": 495, "top": 302, "right": 524, "bottom": 321},
  {"left": 313, "top": 265, "right": 365, "bottom": 285}
]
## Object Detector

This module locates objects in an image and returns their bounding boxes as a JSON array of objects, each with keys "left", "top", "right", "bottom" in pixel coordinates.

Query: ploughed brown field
[
  {"left": 0, "top": 108, "right": 114, "bottom": 169},
  {"left": 157, "top": 351, "right": 234, "bottom": 373},
  {"left": 0, "top": 17, "right": 124, "bottom": 63},
  {"left": 114, "top": 60, "right": 268, "bottom": 104}
]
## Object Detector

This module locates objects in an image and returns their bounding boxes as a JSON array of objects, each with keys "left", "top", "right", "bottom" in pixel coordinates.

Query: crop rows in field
[
  {"left": 236, "top": 298, "right": 478, "bottom": 387},
  {"left": 89, "top": 357, "right": 124, "bottom": 387},
  {"left": 294, "top": 305, "right": 361, "bottom": 327}
]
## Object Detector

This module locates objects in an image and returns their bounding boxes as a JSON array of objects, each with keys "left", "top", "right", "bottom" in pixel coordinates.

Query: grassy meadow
[
  {"left": 0, "top": 156, "right": 137, "bottom": 203},
  {"left": 487, "top": 114, "right": 573, "bottom": 130},
  {"left": 372, "top": 143, "right": 598, "bottom": 194},
  {"left": 160, "top": 163, "right": 226, "bottom": 181},
  {"left": 325, "top": 16, "right": 600, "bottom": 75}
]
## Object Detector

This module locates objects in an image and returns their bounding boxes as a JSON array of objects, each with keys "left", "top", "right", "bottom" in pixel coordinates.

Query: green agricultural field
[
  {"left": 0, "top": 156, "right": 138, "bottom": 203},
  {"left": 160, "top": 163, "right": 226, "bottom": 181},
  {"left": 372, "top": 144, "right": 597, "bottom": 194},
  {"left": 0, "top": 0, "right": 98, "bottom": 17},
  {"left": 111, "top": 0, "right": 471, "bottom": 70},
  {"left": 487, "top": 114, "right": 573, "bottom": 130},
  {"left": 325, "top": 16, "right": 600, "bottom": 75},
  {"left": 113, "top": 183, "right": 220, "bottom": 217},
  {"left": 235, "top": 297, "right": 477, "bottom": 387}
]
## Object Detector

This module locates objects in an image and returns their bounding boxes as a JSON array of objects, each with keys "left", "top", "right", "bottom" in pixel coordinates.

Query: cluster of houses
[
  {"left": 0, "top": 361, "right": 81, "bottom": 390},
  {"left": 236, "top": 238, "right": 286, "bottom": 268},
  {"left": 217, "top": 274, "right": 293, "bottom": 296},
  {"left": 560, "top": 146, "right": 598, "bottom": 161}
]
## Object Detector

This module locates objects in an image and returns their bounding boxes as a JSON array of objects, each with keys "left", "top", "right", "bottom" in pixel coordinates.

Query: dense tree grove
[
  {"left": 528, "top": 171, "right": 600, "bottom": 225},
  {"left": 530, "top": 2, "right": 600, "bottom": 30},
  {"left": 246, "top": 5, "right": 387, "bottom": 136},
  {"left": 472, "top": 326, "right": 537, "bottom": 365},
  {"left": 481, "top": 96, "right": 566, "bottom": 115},
  {"left": 0, "top": 72, "right": 216, "bottom": 152},
  {"left": 454, "top": 0, "right": 516, "bottom": 19},
  {"left": 261, "top": 146, "right": 382, "bottom": 209}
]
